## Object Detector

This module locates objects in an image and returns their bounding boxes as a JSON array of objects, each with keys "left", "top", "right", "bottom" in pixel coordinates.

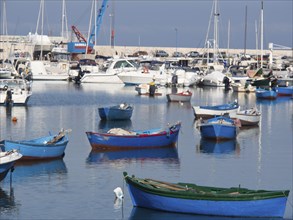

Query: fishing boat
[
  {"left": 229, "top": 107, "right": 261, "bottom": 126},
  {"left": 255, "top": 88, "right": 277, "bottom": 99},
  {"left": 166, "top": 90, "right": 192, "bottom": 102},
  {"left": 0, "top": 78, "right": 32, "bottom": 106},
  {"left": 0, "top": 150, "right": 22, "bottom": 182},
  {"left": 123, "top": 172, "right": 290, "bottom": 218},
  {"left": 192, "top": 100, "right": 239, "bottom": 119},
  {"left": 86, "top": 122, "right": 181, "bottom": 150},
  {"left": 3, "top": 129, "right": 70, "bottom": 160},
  {"left": 275, "top": 86, "right": 293, "bottom": 96},
  {"left": 198, "top": 116, "right": 238, "bottom": 140},
  {"left": 98, "top": 103, "right": 133, "bottom": 120}
]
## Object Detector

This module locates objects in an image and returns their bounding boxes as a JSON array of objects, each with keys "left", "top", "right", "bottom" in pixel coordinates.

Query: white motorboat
[
  {"left": 78, "top": 58, "right": 145, "bottom": 84},
  {"left": 230, "top": 107, "right": 261, "bottom": 126},
  {"left": 31, "top": 60, "right": 69, "bottom": 81},
  {"left": 0, "top": 79, "right": 32, "bottom": 106}
]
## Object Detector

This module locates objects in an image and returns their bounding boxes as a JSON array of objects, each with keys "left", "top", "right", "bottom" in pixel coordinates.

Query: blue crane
[{"left": 88, "top": 0, "right": 109, "bottom": 46}]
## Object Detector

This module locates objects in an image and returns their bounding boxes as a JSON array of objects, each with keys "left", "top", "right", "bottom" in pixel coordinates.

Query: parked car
[
  {"left": 155, "top": 50, "right": 169, "bottom": 57},
  {"left": 186, "top": 51, "right": 200, "bottom": 58},
  {"left": 131, "top": 51, "right": 148, "bottom": 57},
  {"left": 172, "top": 52, "right": 184, "bottom": 57}
]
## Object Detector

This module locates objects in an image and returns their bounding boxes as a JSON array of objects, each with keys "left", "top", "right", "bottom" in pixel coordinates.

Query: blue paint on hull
[
  {"left": 127, "top": 183, "right": 288, "bottom": 218},
  {"left": 200, "top": 124, "right": 236, "bottom": 140},
  {"left": 0, "top": 161, "right": 14, "bottom": 182},
  {"left": 98, "top": 105, "right": 133, "bottom": 120},
  {"left": 4, "top": 135, "right": 68, "bottom": 159},
  {"left": 86, "top": 123, "right": 181, "bottom": 149}
]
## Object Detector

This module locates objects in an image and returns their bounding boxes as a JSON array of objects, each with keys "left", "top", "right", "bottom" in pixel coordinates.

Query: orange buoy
[{"left": 12, "top": 117, "right": 18, "bottom": 123}]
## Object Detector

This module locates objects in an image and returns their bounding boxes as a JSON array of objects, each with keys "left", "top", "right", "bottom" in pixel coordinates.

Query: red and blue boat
[
  {"left": 86, "top": 122, "right": 181, "bottom": 150},
  {"left": 275, "top": 86, "right": 293, "bottom": 96},
  {"left": 123, "top": 172, "right": 290, "bottom": 218}
]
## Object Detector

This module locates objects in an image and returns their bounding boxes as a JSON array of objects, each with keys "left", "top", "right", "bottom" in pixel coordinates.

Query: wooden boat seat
[
  {"left": 140, "top": 179, "right": 188, "bottom": 191},
  {"left": 47, "top": 131, "right": 66, "bottom": 144}
]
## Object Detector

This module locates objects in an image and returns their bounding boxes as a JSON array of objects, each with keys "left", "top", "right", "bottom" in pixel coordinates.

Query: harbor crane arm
[
  {"left": 71, "top": 25, "right": 88, "bottom": 43},
  {"left": 88, "top": 0, "right": 109, "bottom": 45}
]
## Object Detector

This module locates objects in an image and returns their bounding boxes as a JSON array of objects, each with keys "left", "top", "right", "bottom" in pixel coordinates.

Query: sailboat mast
[
  {"left": 61, "top": 0, "right": 69, "bottom": 39},
  {"left": 227, "top": 19, "right": 230, "bottom": 58},
  {"left": 260, "top": 1, "right": 263, "bottom": 68},
  {"left": 213, "top": 0, "right": 219, "bottom": 64},
  {"left": 40, "top": 0, "right": 44, "bottom": 60},
  {"left": 244, "top": 5, "right": 247, "bottom": 56}
]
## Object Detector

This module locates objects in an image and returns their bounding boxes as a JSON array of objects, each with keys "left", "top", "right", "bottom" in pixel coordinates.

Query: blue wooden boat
[
  {"left": 255, "top": 88, "right": 277, "bottom": 99},
  {"left": 98, "top": 103, "right": 133, "bottom": 120},
  {"left": 86, "top": 122, "right": 181, "bottom": 150},
  {"left": 192, "top": 100, "right": 239, "bottom": 119},
  {"left": 0, "top": 150, "right": 22, "bottom": 182},
  {"left": 123, "top": 172, "right": 290, "bottom": 218},
  {"left": 3, "top": 130, "right": 69, "bottom": 160},
  {"left": 275, "top": 86, "right": 293, "bottom": 96},
  {"left": 199, "top": 116, "right": 237, "bottom": 140}
]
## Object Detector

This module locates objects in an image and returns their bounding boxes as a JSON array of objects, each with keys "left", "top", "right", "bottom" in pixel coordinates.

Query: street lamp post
[{"left": 175, "top": 28, "right": 178, "bottom": 53}]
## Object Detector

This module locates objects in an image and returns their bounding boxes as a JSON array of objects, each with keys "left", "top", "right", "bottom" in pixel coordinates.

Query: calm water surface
[{"left": 0, "top": 81, "right": 292, "bottom": 219}]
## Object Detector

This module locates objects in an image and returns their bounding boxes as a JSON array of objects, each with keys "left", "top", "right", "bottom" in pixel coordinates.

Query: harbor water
[{"left": 0, "top": 81, "right": 292, "bottom": 219}]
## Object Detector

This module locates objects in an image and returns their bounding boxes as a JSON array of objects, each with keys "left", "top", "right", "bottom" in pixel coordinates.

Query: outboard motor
[{"left": 223, "top": 76, "right": 231, "bottom": 91}]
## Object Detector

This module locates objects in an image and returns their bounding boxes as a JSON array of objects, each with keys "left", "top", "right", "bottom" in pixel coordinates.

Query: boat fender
[
  {"left": 142, "top": 66, "right": 149, "bottom": 73},
  {"left": 113, "top": 187, "right": 124, "bottom": 199}
]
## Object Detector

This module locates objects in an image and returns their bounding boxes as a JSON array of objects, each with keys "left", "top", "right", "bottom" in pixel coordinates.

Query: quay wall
[{"left": 1, "top": 35, "right": 292, "bottom": 59}]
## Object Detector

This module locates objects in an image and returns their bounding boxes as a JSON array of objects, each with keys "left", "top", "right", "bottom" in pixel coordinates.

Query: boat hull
[
  {"left": 166, "top": 92, "right": 192, "bottom": 102},
  {"left": 126, "top": 183, "right": 288, "bottom": 218},
  {"left": 0, "top": 161, "right": 15, "bottom": 182},
  {"left": 275, "top": 86, "right": 293, "bottom": 96},
  {"left": 118, "top": 71, "right": 167, "bottom": 86},
  {"left": 0, "top": 151, "right": 22, "bottom": 182},
  {"left": 255, "top": 89, "right": 277, "bottom": 99},
  {"left": 80, "top": 73, "right": 123, "bottom": 84},
  {"left": 200, "top": 124, "right": 237, "bottom": 140},
  {"left": 124, "top": 173, "right": 289, "bottom": 218},
  {"left": 98, "top": 104, "right": 133, "bottom": 120},
  {"left": 86, "top": 123, "right": 181, "bottom": 150},
  {"left": 193, "top": 103, "right": 239, "bottom": 119},
  {"left": 4, "top": 135, "right": 68, "bottom": 160},
  {"left": 230, "top": 109, "right": 261, "bottom": 126}
]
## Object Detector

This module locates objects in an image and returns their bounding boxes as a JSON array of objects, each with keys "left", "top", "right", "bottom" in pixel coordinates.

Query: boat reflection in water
[
  {"left": 97, "top": 119, "right": 133, "bottom": 132},
  {"left": 128, "top": 207, "right": 274, "bottom": 220},
  {"left": 87, "top": 147, "right": 179, "bottom": 165},
  {"left": 13, "top": 159, "right": 67, "bottom": 180},
  {"left": 0, "top": 187, "right": 18, "bottom": 213},
  {"left": 197, "top": 139, "right": 240, "bottom": 155}
]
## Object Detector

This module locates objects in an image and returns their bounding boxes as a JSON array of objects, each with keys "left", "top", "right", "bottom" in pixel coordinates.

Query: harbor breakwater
[{"left": 0, "top": 35, "right": 292, "bottom": 59}]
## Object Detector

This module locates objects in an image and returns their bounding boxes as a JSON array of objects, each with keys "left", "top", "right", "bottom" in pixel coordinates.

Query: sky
[{"left": 1, "top": 0, "right": 293, "bottom": 50}]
